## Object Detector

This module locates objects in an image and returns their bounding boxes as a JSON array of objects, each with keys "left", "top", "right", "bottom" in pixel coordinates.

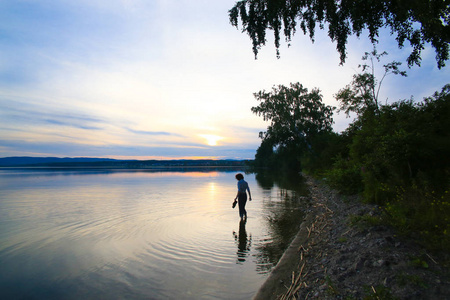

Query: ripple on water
[{"left": 0, "top": 169, "right": 308, "bottom": 300}]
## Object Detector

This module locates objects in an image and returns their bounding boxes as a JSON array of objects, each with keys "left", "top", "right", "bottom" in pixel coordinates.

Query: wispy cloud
[
  {"left": 44, "top": 119, "right": 102, "bottom": 131},
  {"left": 0, "top": 99, "right": 105, "bottom": 130},
  {"left": 125, "top": 127, "right": 183, "bottom": 137}
]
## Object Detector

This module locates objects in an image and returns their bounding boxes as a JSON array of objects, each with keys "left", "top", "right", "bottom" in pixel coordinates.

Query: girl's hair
[{"left": 235, "top": 173, "right": 244, "bottom": 180}]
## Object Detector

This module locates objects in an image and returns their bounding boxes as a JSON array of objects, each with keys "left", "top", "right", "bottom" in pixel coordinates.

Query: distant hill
[
  {"left": 0, "top": 157, "right": 119, "bottom": 166},
  {"left": 0, "top": 157, "right": 250, "bottom": 168}
]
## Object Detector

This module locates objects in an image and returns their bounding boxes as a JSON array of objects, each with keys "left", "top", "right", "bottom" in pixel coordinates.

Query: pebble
[
  {"left": 373, "top": 259, "right": 386, "bottom": 267},
  {"left": 353, "top": 258, "right": 365, "bottom": 271}
]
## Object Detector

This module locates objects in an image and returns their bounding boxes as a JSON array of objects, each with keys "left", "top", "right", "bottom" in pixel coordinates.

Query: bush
[
  {"left": 384, "top": 185, "right": 450, "bottom": 251},
  {"left": 325, "top": 157, "right": 363, "bottom": 195},
  {"left": 325, "top": 85, "right": 450, "bottom": 252}
]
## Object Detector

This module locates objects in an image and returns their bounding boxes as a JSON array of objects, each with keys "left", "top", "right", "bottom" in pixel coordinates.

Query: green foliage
[
  {"left": 384, "top": 186, "right": 450, "bottom": 251},
  {"left": 409, "top": 256, "right": 429, "bottom": 269},
  {"left": 325, "top": 157, "right": 363, "bottom": 195},
  {"left": 229, "top": 0, "right": 450, "bottom": 68},
  {"left": 251, "top": 82, "right": 334, "bottom": 171},
  {"left": 396, "top": 273, "right": 427, "bottom": 288},
  {"left": 354, "top": 86, "right": 449, "bottom": 200},
  {"left": 349, "top": 213, "right": 383, "bottom": 230},
  {"left": 252, "top": 82, "right": 334, "bottom": 148},
  {"left": 253, "top": 139, "right": 277, "bottom": 169},
  {"left": 336, "top": 49, "right": 407, "bottom": 117},
  {"left": 336, "top": 85, "right": 450, "bottom": 251},
  {"left": 301, "top": 131, "right": 346, "bottom": 176},
  {"left": 325, "top": 276, "right": 339, "bottom": 296},
  {"left": 335, "top": 72, "right": 377, "bottom": 116},
  {"left": 338, "top": 237, "right": 348, "bottom": 243},
  {"left": 249, "top": 50, "right": 449, "bottom": 252},
  {"left": 325, "top": 47, "right": 449, "bottom": 252},
  {"left": 363, "top": 285, "right": 397, "bottom": 300}
]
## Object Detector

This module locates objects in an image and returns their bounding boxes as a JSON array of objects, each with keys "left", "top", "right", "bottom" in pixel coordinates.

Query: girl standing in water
[{"left": 234, "top": 173, "right": 252, "bottom": 219}]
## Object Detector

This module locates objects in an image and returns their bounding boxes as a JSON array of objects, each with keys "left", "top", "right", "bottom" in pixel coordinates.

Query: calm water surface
[{"left": 0, "top": 168, "right": 308, "bottom": 299}]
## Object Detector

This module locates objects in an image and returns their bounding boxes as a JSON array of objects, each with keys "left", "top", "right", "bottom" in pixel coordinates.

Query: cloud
[
  {"left": 44, "top": 119, "right": 102, "bottom": 131},
  {"left": 0, "top": 98, "right": 106, "bottom": 131},
  {"left": 125, "top": 127, "right": 184, "bottom": 137}
]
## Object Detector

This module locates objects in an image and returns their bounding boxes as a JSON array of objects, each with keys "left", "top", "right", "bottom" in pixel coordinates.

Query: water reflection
[
  {"left": 0, "top": 167, "right": 243, "bottom": 178},
  {"left": 252, "top": 170, "right": 310, "bottom": 274},
  {"left": 0, "top": 168, "right": 310, "bottom": 299},
  {"left": 233, "top": 219, "right": 252, "bottom": 264},
  {"left": 254, "top": 169, "right": 308, "bottom": 192}
]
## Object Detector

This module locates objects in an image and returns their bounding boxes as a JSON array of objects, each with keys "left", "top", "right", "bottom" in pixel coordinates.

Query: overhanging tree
[{"left": 229, "top": 0, "right": 450, "bottom": 68}]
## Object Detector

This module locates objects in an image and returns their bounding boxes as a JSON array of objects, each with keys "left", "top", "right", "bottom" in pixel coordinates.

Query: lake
[{"left": 0, "top": 168, "right": 309, "bottom": 299}]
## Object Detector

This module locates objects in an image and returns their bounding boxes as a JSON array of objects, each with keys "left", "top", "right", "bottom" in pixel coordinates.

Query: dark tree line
[{"left": 248, "top": 51, "right": 449, "bottom": 250}]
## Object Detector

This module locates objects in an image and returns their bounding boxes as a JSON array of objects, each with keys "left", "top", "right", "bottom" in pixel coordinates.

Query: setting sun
[{"left": 199, "top": 134, "right": 224, "bottom": 146}]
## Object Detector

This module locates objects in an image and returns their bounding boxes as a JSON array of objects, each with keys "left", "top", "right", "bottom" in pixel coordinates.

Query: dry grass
[{"left": 278, "top": 189, "right": 334, "bottom": 299}]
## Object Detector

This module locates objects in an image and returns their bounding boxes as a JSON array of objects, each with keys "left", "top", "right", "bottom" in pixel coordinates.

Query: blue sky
[{"left": 1, "top": 0, "right": 449, "bottom": 160}]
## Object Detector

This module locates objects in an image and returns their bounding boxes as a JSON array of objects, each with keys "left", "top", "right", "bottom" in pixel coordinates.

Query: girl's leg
[{"left": 238, "top": 194, "right": 247, "bottom": 219}]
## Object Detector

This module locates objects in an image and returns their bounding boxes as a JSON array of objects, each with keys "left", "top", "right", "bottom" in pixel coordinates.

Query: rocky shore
[{"left": 254, "top": 176, "right": 450, "bottom": 299}]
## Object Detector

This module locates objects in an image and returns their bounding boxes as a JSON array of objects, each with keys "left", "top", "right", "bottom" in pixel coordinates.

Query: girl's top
[{"left": 237, "top": 179, "right": 250, "bottom": 194}]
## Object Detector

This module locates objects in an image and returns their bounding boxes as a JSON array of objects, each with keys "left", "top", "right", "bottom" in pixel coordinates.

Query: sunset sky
[{"left": 1, "top": 0, "right": 449, "bottom": 160}]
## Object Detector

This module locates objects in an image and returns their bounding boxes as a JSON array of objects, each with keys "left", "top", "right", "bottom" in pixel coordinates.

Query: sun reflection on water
[{"left": 0, "top": 169, "right": 309, "bottom": 300}]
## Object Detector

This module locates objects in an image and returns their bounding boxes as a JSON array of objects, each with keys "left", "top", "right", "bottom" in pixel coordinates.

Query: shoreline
[{"left": 253, "top": 176, "right": 450, "bottom": 299}]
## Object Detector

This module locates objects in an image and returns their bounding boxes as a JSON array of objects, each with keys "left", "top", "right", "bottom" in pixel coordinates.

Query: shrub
[
  {"left": 384, "top": 185, "right": 450, "bottom": 251},
  {"left": 325, "top": 157, "right": 363, "bottom": 195}
]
